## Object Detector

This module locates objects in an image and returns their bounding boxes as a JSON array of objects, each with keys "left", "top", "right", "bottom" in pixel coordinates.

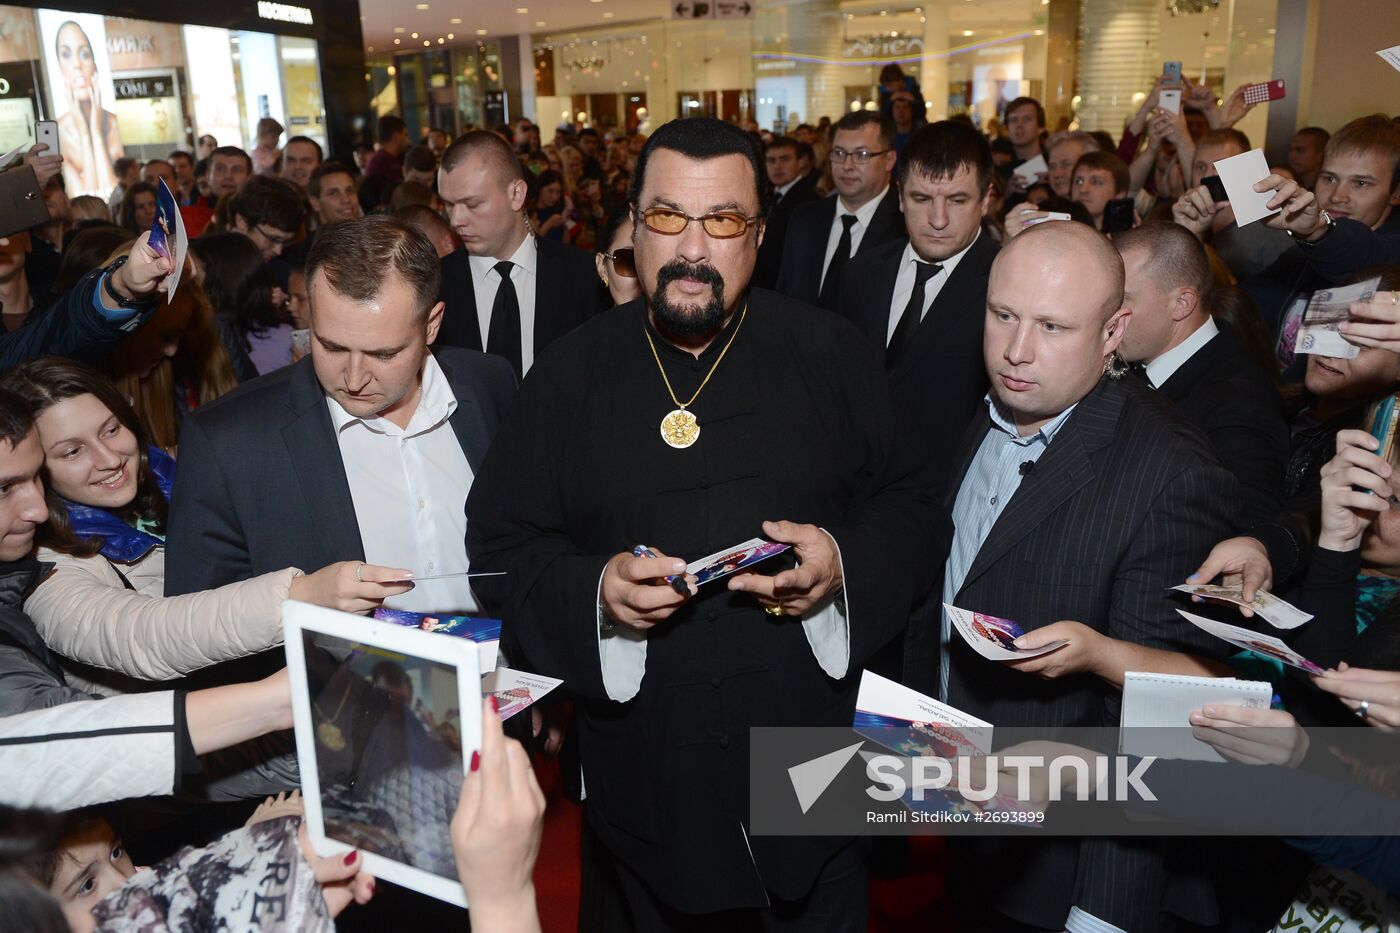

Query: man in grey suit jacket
[
  {"left": 165, "top": 217, "right": 515, "bottom": 608},
  {"left": 913, "top": 221, "right": 1239, "bottom": 932}
]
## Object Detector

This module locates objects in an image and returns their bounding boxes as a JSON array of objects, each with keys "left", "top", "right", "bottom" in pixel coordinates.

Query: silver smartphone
[{"left": 35, "top": 120, "right": 59, "bottom": 156}]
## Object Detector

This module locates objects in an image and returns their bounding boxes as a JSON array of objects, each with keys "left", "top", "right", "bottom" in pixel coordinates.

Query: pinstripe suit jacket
[{"left": 910, "top": 375, "right": 1240, "bottom": 931}]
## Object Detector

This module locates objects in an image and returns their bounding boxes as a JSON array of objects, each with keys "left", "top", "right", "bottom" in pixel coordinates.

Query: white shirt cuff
[
  {"left": 596, "top": 568, "right": 648, "bottom": 702},
  {"left": 800, "top": 529, "right": 850, "bottom": 679},
  {"left": 1066, "top": 906, "right": 1129, "bottom": 933}
]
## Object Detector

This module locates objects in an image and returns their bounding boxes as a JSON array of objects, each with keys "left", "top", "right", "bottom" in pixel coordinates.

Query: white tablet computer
[{"left": 283, "top": 600, "right": 482, "bottom": 907}]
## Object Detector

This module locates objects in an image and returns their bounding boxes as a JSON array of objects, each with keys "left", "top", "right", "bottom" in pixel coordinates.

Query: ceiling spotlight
[
  {"left": 422, "top": 40, "right": 429, "bottom": 46},
  {"left": 516, "top": 6, "right": 528, "bottom": 11},
  {"left": 394, "top": 38, "right": 400, "bottom": 44},
  {"left": 411, "top": 32, "right": 418, "bottom": 38},
  {"left": 447, "top": 32, "right": 454, "bottom": 39},
  {"left": 962, "top": 29, "right": 975, "bottom": 36},
  {"left": 476, "top": 28, "right": 488, "bottom": 35},
  {"left": 437, "top": 37, "right": 444, "bottom": 43}
]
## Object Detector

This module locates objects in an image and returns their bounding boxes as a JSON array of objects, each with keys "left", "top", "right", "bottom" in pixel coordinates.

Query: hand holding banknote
[{"left": 1338, "top": 287, "right": 1400, "bottom": 353}]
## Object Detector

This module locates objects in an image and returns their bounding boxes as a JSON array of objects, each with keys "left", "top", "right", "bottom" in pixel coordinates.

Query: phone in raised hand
[
  {"left": 35, "top": 120, "right": 59, "bottom": 156},
  {"left": 1162, "top": 61, "right": 1183, "bottom": 87},
  {"left": 1241, "top": 79, "right": 1285, "bottom": 105}
]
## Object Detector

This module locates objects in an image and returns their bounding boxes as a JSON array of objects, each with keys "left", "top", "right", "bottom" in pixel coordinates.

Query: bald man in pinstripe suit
[{"left": 907, "top": 223, "right": 1239, "bottom": 933}]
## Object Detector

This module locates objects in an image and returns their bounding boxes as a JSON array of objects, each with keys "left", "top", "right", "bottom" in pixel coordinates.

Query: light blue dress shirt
[{"left": 939, "top": 394, "right": 1078, "bottom": 701}]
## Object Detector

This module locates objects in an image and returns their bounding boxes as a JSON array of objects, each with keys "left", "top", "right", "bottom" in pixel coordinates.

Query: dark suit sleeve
[
  {"left": 1107, "top": 460, "right": 1239, "bottom": 698},
  {"left": 164, "top": 415, "right": 254, "bottom": 596},
  {"left": 1200, "top": 380, "right": 1288, "bottom": 528},
  {"left": 1298, "top": 218, "right": 1400, "bottom": 283},
  {"left": 0, "top": 269, "right": 153, "bottom": 369},
  {"left": 465, "top": 363, "right": 616, "bottom": 701},
  {"left": 826, "top": 342, "right": 952, "bottom": 669},
  {"left": 773, "top": 216, "right": 809, "bottom": 298}
]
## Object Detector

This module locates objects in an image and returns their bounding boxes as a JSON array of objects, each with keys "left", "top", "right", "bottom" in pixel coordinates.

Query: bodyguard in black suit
[
  {"left": 165, "top": 217, "right": 515, "bottom": 598},
  {"left": 750, "top": 136, "right": 819, "bottom": 290},
  {"left": 775, "top": 111, "right": 905, "bottom": 309},
  {"left": 435, "top": 131, "right": 604, "bottom": 378},
  {"left": 837, "top": 121, "right": 1000, "bottom": 479},
  {"left": 1116, "top": 223, "right": 1288, "bottom": 528},
  {"left": 914, "top": 221, "right": 1238, "bottom": 932}
]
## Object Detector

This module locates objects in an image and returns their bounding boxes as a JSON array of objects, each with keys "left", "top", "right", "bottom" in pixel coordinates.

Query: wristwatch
[
  {"left": 100, "top": 255, "right": 152, "bottom": 310},
  {"left": 1289, "top": 208, "right": 1335, "bottom": 243}
]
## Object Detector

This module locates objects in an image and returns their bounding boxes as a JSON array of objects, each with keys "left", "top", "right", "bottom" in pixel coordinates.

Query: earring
[
  {"left": 1104, "top": 350, "right": 1128, "bottom": 380},
  {"left": 601, "top": 275, "right": 609, "bottom": 287}
]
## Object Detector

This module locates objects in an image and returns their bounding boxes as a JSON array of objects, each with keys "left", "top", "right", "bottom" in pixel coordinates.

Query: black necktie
[
  {"left": 817, "top": 214, "right": 859, "bottom": 311},
  {"left": 885, "top": 260, "right": 942, "bottom": 371},
  {"left": 486, "top": 260, "right": 522, "bottom": 379}
]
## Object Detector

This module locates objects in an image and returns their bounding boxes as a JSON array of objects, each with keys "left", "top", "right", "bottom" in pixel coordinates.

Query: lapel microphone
[{"left": 1019, "top": 460, "right": 1035, "bottom": 477}]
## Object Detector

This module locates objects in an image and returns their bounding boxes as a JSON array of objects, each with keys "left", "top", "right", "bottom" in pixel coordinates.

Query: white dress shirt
[
  {"left": 1143, "top": 315, "right": 1219, "bottom": 389},
  {"left": 820, "top": 185, "right": 892, "bottom": 285},
  {"left": 467, "top": 233, "right": 540, "bottom": 375},
  {"left": 326, "top": 354, "right": 478, "bottom": 614},
  {"left": 885, "top": 228, "right": 982, "bottom": 346}
]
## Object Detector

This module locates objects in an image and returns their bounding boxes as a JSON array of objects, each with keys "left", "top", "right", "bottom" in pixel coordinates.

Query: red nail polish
[
  {"left": 470, "top": 750, "right": 481, "bottom": 772},
  {"left": 343, "top": 851, "right": 358, "bottom": 866},
  {"left": 489, "top": 694, "right": 499, "bottom": 714}
]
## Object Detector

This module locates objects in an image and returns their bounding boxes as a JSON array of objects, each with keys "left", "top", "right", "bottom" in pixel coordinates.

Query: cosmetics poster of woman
[{"left": 36, "top": 9, "right": 125, "bottom": 197}]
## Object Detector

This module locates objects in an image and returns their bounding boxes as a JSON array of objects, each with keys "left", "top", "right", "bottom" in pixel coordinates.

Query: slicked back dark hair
[
  {"left": 306, "top": 216, "right": 441, "bottom": 319},
  {"left": 630, "top": 117, "right": 769, "bottom": 217},
  {"left": 0, "top": 386, "right": 33, "bottom": 451},
  {"left": 898, "top": 120, "right": 994, "bottom": 193},
  {"left": 833, "top": 110, "right": 896, "bottom": 150}
]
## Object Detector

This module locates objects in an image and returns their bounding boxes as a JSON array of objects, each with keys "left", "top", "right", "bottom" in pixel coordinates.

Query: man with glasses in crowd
[
  {"left": 435, "top": 131, "right": 603, "bottom": 379},
  {"left": 227, "top": 175, "right": 305, "bottom": 263},
  {"left": 467, "top": 116, "right": 947, "bottom": 930},
  {"left": 776, "top": 111, "right": 905, "bottom": 310}
]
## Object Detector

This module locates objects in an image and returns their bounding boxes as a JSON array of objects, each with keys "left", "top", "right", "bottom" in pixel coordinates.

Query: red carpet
[{"left": 531, "top": 759, "right": 949, "bottom": 932}]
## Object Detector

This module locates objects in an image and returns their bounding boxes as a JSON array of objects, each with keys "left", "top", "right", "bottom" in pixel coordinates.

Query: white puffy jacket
[
  {"left": 0, "top": 690, "right": 190, "bottom": 808},
  {"left": 25, "top": 545, "right": 299, "bottom": 682}
]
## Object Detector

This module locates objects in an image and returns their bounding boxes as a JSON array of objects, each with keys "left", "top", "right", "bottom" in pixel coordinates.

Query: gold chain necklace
[
  {"left": 313, "top": 683, "right": 353, "bottom": 751},
  {"left": 643, "top": 304, "right": 748, "bottom": 448}
]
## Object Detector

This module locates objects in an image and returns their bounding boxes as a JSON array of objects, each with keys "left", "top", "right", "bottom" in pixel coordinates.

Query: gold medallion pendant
[
  {"left": 643, "top": 304, "right": 748, "bottom": 451},
  {"left": 317, "top": 721, "right": 347, "bottom": 751},
  {"left": 660, "top": 409, "right": 700, "bottom": 448}
]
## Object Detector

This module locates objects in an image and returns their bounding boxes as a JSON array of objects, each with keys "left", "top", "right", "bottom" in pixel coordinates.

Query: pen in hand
[{"left": 633, "top": 545, "right": 692, "bottom": 595}]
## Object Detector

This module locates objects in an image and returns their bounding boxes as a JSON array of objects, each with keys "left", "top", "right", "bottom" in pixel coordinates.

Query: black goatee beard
[{"left": 647, "top": 259, "right": 727, "bottom": 345}]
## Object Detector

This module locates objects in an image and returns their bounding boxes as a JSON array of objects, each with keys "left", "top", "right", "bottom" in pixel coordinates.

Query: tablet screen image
[{"left": 285, "top": 601, "right": 481, "bottom": 907}]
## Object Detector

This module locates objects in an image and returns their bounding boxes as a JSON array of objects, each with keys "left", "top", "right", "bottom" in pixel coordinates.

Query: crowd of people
[{"left": 0, "top": 58, "right": 1397, "bottom": 932}]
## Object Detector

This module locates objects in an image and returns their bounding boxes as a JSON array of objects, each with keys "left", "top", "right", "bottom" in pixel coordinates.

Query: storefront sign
[
  {"left": 842, "top": 34, "right": 924, "bottom": 60},
  {"left": 257, "top": 2, "right": 314, "bottom": 26},
  {"left": 113, "top": 73, "right": 174, "bottom": 100}
]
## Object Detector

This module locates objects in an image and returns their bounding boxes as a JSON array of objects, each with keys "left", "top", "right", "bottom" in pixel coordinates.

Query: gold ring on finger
[{"left": 354, "top": 563, "right": 364, "bottom": 584}]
